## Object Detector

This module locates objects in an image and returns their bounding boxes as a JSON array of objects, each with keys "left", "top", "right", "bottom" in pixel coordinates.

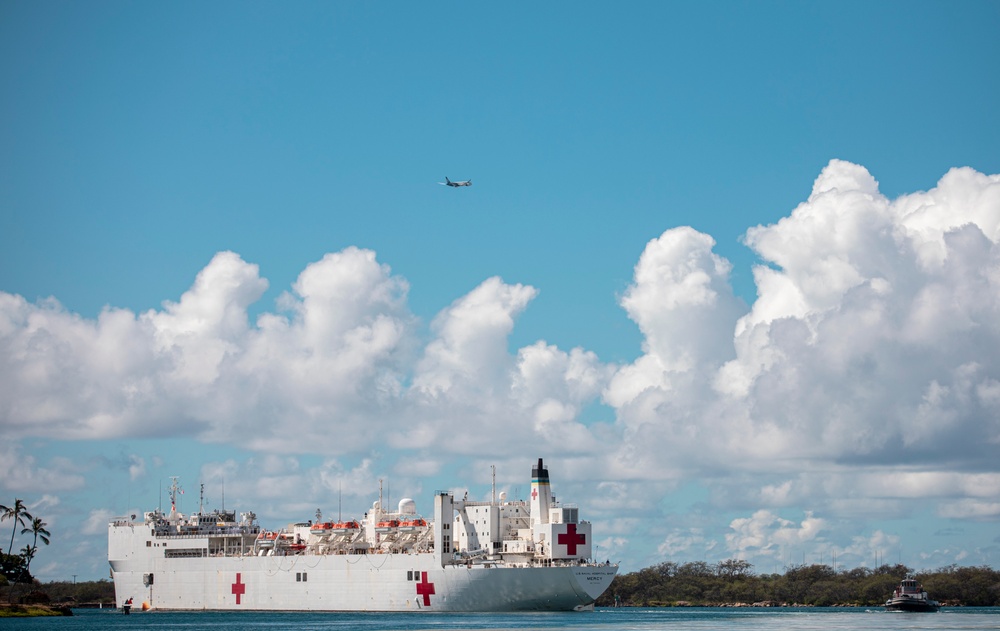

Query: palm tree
[
  {"left": 17, "top": 546, "right": 35, "bottom": 583},
  {"left": 18, "top": 546, "right": 35, "bottom": 565},
  {"left": 21, "top": 517, "right": 50, "bottom": 574},
  {"left": 0, "top": 499, "right": 33, "bottom": 555}
]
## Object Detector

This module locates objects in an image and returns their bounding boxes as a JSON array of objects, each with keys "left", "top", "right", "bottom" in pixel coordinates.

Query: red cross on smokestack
[{"left": 530, "top": 457, "right": 551, "bottom": 525}]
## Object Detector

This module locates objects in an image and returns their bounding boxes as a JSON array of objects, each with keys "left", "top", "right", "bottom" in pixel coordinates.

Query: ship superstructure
[{"left": 108, "top": 458, "right": 617, "bottom": 611}]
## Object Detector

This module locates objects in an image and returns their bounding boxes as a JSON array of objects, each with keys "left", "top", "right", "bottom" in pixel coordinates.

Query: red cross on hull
[
  {"left": 231, "top": 573, "right": 246, "bottom": 605},
  {"left": 416, "top": 571, "right": 436, "bottom": 607}
]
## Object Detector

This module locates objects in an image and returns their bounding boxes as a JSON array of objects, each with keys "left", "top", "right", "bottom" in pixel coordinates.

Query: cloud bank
[{"left": 2, "top": 160, "right": 998, "bottom": 569}]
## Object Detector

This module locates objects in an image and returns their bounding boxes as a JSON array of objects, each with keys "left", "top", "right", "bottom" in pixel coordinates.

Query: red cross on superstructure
[
  {"left": 531, "top": 488, "right": 538, "bottom": 499},
  {"left": 231, "top": 573, "right": 246, "bottom": 605},
  {"left": 416, "top": 571, "right": 436, "bottom": 606},
  {"left": 557, "top": 523, "right": 586, "bottom": 556}
]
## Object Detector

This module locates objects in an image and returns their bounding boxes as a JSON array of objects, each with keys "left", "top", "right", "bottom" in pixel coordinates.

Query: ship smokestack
[{"left": 530, "top": 458, "right": 552, "bottom": 525}]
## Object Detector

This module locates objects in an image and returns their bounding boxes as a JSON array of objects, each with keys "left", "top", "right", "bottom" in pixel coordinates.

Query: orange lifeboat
[
  {"left": 257, "top": 531, "right": 277, "bottom": 548},
  {"left": 398, "top": 518, "right": 427, "bottom": 530},
  {"left": 310, "top": 522, "right": 334, "bottom": 536}
]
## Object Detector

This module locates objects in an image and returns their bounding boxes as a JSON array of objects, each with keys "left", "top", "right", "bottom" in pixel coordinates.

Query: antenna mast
[{"left": 167, "top": 476, "right": 182, "bottom": 515}]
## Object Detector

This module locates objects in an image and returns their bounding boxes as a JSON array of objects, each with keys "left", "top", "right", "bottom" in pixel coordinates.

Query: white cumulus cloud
[
  {"left": 2, "top": 160, "right": 999, "bottom": 573},
  {"left": 607, "top": 160, "right": 1000, "bottom": 482}
]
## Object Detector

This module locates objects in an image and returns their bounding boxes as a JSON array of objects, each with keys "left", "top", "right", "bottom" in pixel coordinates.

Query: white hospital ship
[{"left": 108, "top": 458, "right": 617, "bottom": 611}]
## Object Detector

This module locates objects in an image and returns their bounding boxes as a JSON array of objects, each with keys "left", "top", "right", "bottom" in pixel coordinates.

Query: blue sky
[{"left": 2, "top": 1, "right": 999, "bottom": 581}]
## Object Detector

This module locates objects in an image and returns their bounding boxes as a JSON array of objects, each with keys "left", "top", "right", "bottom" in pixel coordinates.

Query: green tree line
[
  {"left": 595, "top": 560, "right": 1000, "bottom": 607},
  {"left": 37, "top": 579, "right": 116, "bottom": 604}
]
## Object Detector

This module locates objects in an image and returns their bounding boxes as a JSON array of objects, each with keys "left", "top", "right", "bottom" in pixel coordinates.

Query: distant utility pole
[{"left": 72, "top": 575, "right": 77, "bottom": 584}]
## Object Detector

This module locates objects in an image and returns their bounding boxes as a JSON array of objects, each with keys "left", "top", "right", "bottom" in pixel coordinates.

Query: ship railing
[
  {"left": 461, "top": 499, "right": 530, "bottom": 508},
  {"left": 151, "top": 527, "right": 259, "bottom": 539}
]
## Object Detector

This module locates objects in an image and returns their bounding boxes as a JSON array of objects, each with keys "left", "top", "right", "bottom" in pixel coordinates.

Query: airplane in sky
[{"left": 440, "top": 177, "right": 471, "bottom": 187}]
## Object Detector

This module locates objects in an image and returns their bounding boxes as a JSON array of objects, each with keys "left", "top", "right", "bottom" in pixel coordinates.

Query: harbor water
[{"left": 7, "top": 607, "right": 998, "bottom": 631}]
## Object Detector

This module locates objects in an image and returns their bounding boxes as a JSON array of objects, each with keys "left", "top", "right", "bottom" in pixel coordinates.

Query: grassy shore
[{"left": 0, "top": 603, "right": 73, "bottom": 617}]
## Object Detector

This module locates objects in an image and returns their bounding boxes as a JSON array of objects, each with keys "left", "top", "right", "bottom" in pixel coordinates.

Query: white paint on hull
[{"left": 111, "top": 553, "right": 617, "bottom": 611}]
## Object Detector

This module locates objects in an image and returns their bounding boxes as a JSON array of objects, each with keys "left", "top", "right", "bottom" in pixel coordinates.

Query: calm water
[{"left": 4, "top": 607, "right": 998, "bottom": 631}]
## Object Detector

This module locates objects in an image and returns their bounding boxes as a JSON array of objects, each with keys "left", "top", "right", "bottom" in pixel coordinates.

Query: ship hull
[
  {"left": 885, "top": 597, "right": 939, "bottom": 612},
  {"left": 111, "top": 554, "right": 617, "bottom": 612}
]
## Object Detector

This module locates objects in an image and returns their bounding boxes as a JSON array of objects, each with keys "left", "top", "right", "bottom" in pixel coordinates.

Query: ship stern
[{"left": 572, "top": 563, "right": 618, "bottom": 603}]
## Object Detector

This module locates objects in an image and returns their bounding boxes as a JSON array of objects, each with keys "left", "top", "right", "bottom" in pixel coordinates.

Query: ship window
[
  {"left": 296, "top": 572, "right": 301, "bottom": 582},
  {"left": 407, "top": 571, "right": 413, "bottom": 580},
  {"left": 146, "top": 541, "right": 151, "bottom": 547},
  {"left": 303, "top": 573, "right": 307, "bottom": 582}
]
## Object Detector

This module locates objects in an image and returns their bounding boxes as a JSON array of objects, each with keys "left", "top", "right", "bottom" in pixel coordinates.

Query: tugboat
[{"left": 885, "top": 577, "right": 940, "bottom": 612}]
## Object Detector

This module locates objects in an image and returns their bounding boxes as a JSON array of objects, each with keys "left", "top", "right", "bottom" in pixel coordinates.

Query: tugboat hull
[{"left": 885, "top": 598, "right": 939, "bottom": 612}]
